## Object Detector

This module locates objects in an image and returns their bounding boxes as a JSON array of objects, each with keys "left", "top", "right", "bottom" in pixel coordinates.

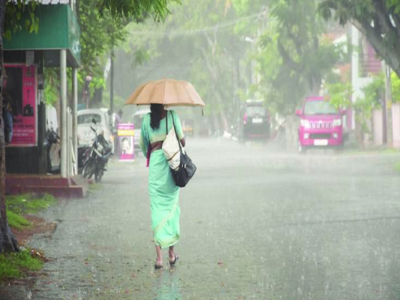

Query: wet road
[{"left": 3, "top": 138, "right": 400, "bottom": 299}]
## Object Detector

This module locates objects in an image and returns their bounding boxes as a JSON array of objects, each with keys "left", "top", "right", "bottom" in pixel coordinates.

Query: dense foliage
[
  {"left": 319, "top": 0, "right": 400, "bottom": 77},
  {"left": 110, "top": 0, "right": 343, "bottom": 129}
]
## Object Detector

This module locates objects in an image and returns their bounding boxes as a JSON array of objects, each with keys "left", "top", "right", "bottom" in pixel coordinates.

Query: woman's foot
[
  {"left": 169, "top": 253, "right": 179, "bottom": 265},
  {"left": 154, "top": 260, "right": 163, "bottom": 269},
  {"left": 155, "top": 245, "right": 163, "bottom": 269}
]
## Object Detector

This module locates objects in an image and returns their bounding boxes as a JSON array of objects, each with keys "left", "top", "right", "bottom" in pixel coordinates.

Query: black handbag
[{"left": 168, "top": 112, "right": 197, "bottom": 188}]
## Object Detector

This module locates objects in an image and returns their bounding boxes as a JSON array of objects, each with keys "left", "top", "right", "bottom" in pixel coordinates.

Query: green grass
[
  {"left": 7, "top": 211, "right": 31, "bottom": 230},
  {"left": 88, "top": 183, "right": 102, "bottom": 191},
  {"left": 1, "top": 194, "right": 53, "bottom": 281},
  {"left": 395, "top": 162, "right": 400, "bottom": 173},
  {"left": 6, "top": 193, "right": 56, "bottom": 215},
  {"left": 6, "top": 193, "right": 56, "bottom": 231},
  {"left": 381, "top": 148, "right": 400, "bottom": 155},
  {"left": 0, "top": 249, "right": 44, "bottom": 280}
]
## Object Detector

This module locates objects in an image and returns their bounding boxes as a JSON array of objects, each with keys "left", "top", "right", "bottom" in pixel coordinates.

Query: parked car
[
  {"left": 131, "top": 108, "right": 150, "bottom": 153},
  {"left": 239, "top": 100, "right": 271, "bottom": 141},
  {"left": 78, "top": 108, "right": 114, "bottom": 151},
  {"left": 296, "top": 96, "right": 345, "bottom": 153}
]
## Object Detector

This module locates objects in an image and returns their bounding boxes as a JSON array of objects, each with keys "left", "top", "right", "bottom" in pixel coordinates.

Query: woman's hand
[{"left": 180, "top": 138, "right": 186, "bottom": 147}]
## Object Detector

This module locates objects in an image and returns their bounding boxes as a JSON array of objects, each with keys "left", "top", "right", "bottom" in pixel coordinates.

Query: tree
[
  {"left": 240, "top": 0, "right": 341, "bottom": 115},
  {"left": 98, "top": 0, "right": 177, "bottom": 21},
  {"left": 319, "top": 0, "right": 400, "bottom": 77},
  {"left": 112, "top": 0, "right": 252, "bottom": 132},
  {"left": 78, "top": 1, "right": 126, "bottom": 76},
  {"left": 112, "top": 0, "right": 340, "bottom": 129},
  {"left": 0, "top": 0, "right": 175, "bottom": 253},
  {"left": 75, "top": 0, "right": 179, "bottom": 108}
]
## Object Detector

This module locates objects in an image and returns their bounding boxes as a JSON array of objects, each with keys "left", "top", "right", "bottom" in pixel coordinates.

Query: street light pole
[{"left": 110, "top": 48, "right": 114, "bottom": 116}]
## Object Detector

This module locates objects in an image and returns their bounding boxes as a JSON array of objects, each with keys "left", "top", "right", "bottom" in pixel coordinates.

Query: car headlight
[
  {"left": 333, "top": 119, "right": 342, "bottom": 127},
  {"left": 300, "top": 119, "right": 311, "bottom": 129}
]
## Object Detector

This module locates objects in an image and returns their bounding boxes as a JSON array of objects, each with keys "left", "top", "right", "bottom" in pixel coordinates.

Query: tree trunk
[
  {"left": 0, "top": 0, "right": 19, "bottom": 253},
  {"left": 360, "top": 22, "right": 400, "bottom": 78}
]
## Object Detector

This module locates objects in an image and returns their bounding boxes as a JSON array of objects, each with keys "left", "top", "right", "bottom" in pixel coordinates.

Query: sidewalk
[{"left": 2, "top": 139, "right": 400, "bottom": 299}]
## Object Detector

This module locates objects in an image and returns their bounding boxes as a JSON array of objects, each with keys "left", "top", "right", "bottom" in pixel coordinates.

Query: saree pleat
[{"left": 149, "top": 150, "right": 180, "bottom": 248}]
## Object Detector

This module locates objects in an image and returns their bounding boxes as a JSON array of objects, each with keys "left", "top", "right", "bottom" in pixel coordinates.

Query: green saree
[{"left": 140, "top": 111, "right": 184, "bottom": 249}]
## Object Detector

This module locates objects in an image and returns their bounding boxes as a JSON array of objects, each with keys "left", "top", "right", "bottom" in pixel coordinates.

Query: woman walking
[{"left": 140, "top": 104, "right": 185, "bottom": 269}]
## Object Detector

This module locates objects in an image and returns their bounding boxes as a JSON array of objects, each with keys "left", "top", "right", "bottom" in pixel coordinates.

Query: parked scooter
[
  {"left": 82, "top": 118, "right": 113, "bottom": 182},
  {"left": 44, "top": 125, "right": 61, "bottom": 174}
]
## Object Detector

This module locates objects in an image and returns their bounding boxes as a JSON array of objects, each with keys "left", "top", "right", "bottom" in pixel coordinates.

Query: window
[
  {"left": 78, "top": 113, "right": 102, "bottom": 125},
  {"left": 304, "top": 101, "right": 337, "bottom": 115},
  {"left": 246, "top": 106, "right": 266, "bottom": 117}
]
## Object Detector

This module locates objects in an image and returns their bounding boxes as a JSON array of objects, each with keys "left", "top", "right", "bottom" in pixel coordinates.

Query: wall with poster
[
  {"left": 117, "top": 123, "right": 135, "bottom": 161},
  {"left": 5, "top": 64, "right": 37, "bottom": 146}
]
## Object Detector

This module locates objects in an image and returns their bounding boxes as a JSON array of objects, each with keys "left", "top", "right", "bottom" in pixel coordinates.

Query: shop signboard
[
  {"left": 5, "top": 64, "right": 37, "bottom": 146},
  {"left": 117, "top": 123, "right": 135, "bottom": 161},
  {"left": 4, "top": 5, "right": 81, "bottom": 66}
]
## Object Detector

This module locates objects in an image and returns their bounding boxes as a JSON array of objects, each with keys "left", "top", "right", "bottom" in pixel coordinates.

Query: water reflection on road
[{"left": 152, "top": 267, "right": 182, "bottom": 300}]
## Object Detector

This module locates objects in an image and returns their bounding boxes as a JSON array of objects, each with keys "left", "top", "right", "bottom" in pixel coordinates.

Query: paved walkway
[{"left": 2, "top": 139, "right": 400, "bottom": 299}]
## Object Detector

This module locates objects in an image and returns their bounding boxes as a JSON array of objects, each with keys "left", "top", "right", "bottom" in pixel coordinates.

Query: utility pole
[
  {"left": 110, "top": 48, "right": 115, "bottom": 116},
  {"left": 384, "top": 62, "right": 392, "bottom": 146}
]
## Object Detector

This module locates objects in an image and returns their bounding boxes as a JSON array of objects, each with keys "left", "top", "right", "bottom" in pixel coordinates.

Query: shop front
[{"left": 3, "top": 4, "right": 84, "bottom": 198}]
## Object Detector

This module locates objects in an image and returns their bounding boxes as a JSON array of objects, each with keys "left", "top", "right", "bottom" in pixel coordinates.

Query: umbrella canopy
[{"left": 124, "top": 79, "right": 205, "bottom": 107}]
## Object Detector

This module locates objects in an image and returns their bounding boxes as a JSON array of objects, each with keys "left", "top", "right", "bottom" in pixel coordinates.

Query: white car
[
  {"left": 77, "top": 108, "right": 114, "bottom": 150},
  {"left": 131, "top": 108, "right": 150, "bottom": 153}
]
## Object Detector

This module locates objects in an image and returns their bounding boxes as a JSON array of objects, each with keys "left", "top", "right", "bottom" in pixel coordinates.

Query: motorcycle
[
  {"left": 44, "top": 125, "right": 61, "bottom": 174},
  {"left": 82, "top": 119, "right": 113, "bottom": 182}
]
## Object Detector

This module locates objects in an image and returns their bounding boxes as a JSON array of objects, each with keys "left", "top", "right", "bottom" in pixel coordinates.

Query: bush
[
  {"left": 6, "top": 193, "right": 56, "bottom": 215},
  {"left": 7, "top": 211, "right": 31, "bottom": 230},
  {"left": 0, "top": 249, "right": 44, "bottom": 280}
]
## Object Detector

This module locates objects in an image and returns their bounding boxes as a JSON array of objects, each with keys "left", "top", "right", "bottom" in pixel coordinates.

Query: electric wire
[{"left": 127, "top": 12, "right": 266, "bottom": 38}]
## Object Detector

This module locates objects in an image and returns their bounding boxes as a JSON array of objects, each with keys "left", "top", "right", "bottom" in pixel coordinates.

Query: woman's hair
[{"left": 150, "top": 104, "right": 164, "bottom": 130}]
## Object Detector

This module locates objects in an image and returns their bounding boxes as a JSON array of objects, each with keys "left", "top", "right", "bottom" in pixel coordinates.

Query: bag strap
[
  {"left": 165, "top": 110, "right": 168, "bottom": 135},
  {"left": 171, "top": 111, "right": 183, "bottom": 153}
]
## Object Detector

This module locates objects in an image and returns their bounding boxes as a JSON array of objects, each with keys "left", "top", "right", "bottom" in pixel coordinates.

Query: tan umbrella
[{"left": 124, "top": 78, "right": 205, "bottom": 107}]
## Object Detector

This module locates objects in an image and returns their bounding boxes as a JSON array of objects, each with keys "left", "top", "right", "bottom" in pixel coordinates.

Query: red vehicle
[{"left": 296, "top": 96, "right": 345, "bottom": 153}]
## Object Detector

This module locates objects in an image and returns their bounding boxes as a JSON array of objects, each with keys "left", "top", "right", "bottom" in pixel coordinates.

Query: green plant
[
  {"left": 4, "top": 1, "right": 39, "bottom": 41},
  {"left": 89, "top": 77, "right": 106, "bottom": 99},
  {"left": 354, "top": 73, "right": 385, "bottom": 134},
  {"left": 6, "top": 194, "right": 56, "bottom": 215},
  {"left": 324, "top": 82, "right": 352, "bottom": 110},
  {"left": 43, "top": 68, "right": 60, "bottom": 106},
  {"left": 0, "top": 249, "right": 44, "bottom": 280},
  {"left": 363, "top": 73, "right": 385, "bottom": 108},
  {"left": 6, "top": 211, "right": 31, "bottom": 230},
  {"left": 392, "top": 72, "right": 400, "bottom": 103},
  {"left": 395, "top": 162, "right": 400, "bottom": 173},
  {"left": 88, "top": 183, "right": 102, "bottom": 191},
  {"left": 253, "top": 0, "right": 343, "bottom": 115}
]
